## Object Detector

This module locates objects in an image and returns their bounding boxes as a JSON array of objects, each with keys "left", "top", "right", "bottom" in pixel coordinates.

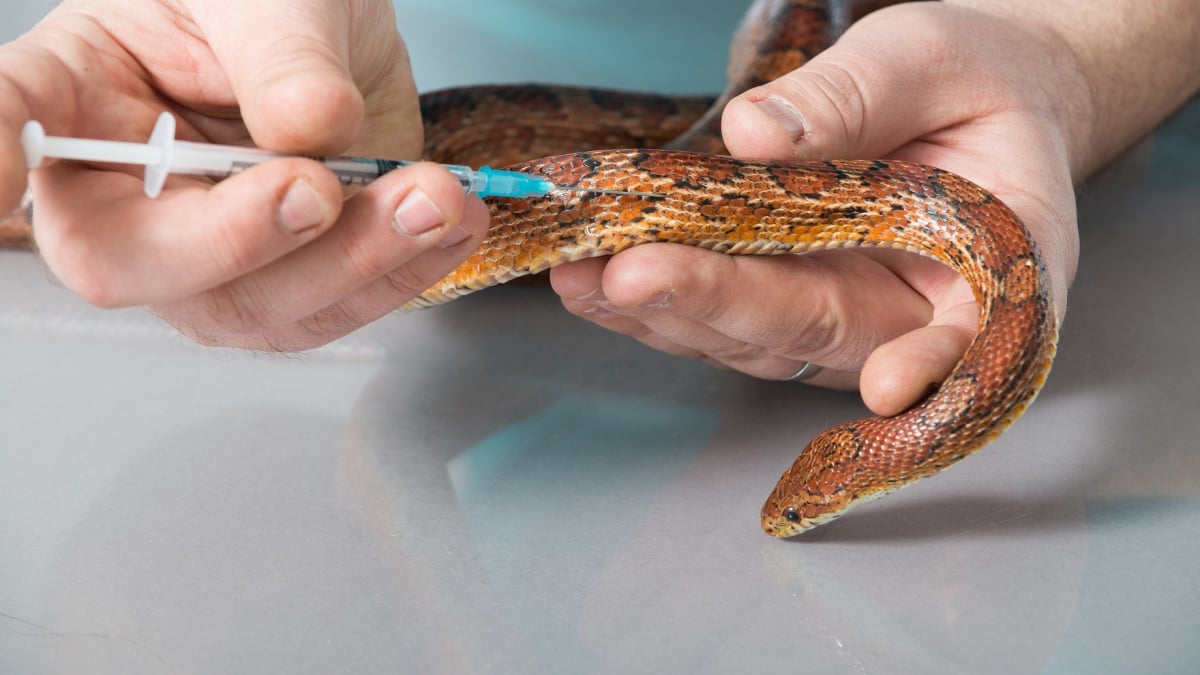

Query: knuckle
[
  {"left": 796, "top": 61, "right": 870, "bottom": 151},
  {"left": 799, "top": 302, "right": 844, "bottom": 356},
  {"left": 675, "top": 261, "right": 736, "bottom": 324},
  {"left": 783, "top": 278, "right": 844, "bottom": 358},
  {"left": 382, "top": 262, "right": 436, "bottom": 299},
  {"left": 706, "top": 339, "right": 766, "bottom": 364},
  {"left": 802, "top": 283, "right": 885, "bottom": 367},
  {"left": 195, "top": 282, "right": 279, "bottom": 336},
  {"left": 178, "top": 325, "right": 230, "bottom": 349},
  {"left": 48, "top": 231, "right": 127, "bottom": 308},
  {"left": 203, "top": 212, "right": 264, "bottom": 281},
  {"left": 293, "top": 304, "right": 358, "bottom": 346},
  {"left": 156, "top": 306, "right": 244, "bottom": 349},
  {"left": 259, "top": 327, "right": 322, "bottom": 353},
  {"left": 335, "top": 230, "right": 392, "bottom": 283},
  {"left": 690, "top": 292, "right": 733, "bottom": 325}
]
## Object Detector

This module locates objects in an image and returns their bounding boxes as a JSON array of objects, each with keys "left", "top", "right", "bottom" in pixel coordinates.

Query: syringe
[{"left": 20, "top": 112, "right": 661, "bottom": 200}]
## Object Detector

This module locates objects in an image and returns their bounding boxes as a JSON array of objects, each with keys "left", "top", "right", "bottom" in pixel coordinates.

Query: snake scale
[{"left": 0, "top": 0, "right": 1058, "bottom": 537}]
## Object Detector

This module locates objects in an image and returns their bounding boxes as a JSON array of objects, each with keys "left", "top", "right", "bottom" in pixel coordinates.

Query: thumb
[
  {"left": 189, "top": 0, "right": 368, "bottom": 154},
  {"left": 722, "top": 6, "right": 969, "bottom": 162}
]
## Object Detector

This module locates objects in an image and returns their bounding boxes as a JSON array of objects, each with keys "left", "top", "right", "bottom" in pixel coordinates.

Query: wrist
[
  {"left": 947, "top": 0, "right": 1200, "bottom": 180},
  {"left": 941, "top": 1, "right": 1097, "bottom": 181}
]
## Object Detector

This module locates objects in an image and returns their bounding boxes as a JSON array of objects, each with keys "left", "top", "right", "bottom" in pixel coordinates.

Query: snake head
[
  {"left": 760, "top": 487, "right": 847, "bottom": 538},
  {"left": 759, "top": 424, "right": 892, "bottom": 537}
]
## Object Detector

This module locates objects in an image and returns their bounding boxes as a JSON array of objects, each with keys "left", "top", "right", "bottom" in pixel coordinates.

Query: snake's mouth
[
  {"left": 762, "top": 503, "right": 859, "bottom": 537},
  {"left": 760, "top": 509, "right": 819, "bottom": 538},
  {"left": 761, "top": 485, "right": 902, "bottom": 537},
  {"left": 759, "top": 482, "right": 871, "bottom": 537},
  {"left": 760, "top": 518, "right": 801, "bottom": 538}
]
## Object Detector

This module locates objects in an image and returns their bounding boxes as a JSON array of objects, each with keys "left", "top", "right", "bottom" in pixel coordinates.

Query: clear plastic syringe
[{"left": 21, "top": 112, "right": 660, "bottom": 200}]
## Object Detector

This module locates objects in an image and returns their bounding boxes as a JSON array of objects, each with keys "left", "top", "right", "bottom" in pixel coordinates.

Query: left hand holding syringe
[
  {"left": 22, "top": 112, "right": 659, "bottom": 200},
  {"left": 1, "top": 0, "right": 490, "bottom": 351}
]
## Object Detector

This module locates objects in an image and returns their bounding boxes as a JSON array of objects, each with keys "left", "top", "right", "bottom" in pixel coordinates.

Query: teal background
[{"left": 393, "top": 0, "right": 752, "bottom": 93}]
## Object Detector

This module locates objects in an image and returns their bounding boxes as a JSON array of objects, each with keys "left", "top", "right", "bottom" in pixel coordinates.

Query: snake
[{"left": 1, "top": 0, "right": 1058, "bottom": 537}]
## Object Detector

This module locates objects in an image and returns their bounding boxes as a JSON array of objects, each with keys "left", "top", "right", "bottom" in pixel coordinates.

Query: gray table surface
[{"left": 2, "top": 5, "right": 1199, "bottom": 675}]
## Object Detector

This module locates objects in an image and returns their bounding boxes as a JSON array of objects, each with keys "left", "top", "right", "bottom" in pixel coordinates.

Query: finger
[
  {"left": 578, "top": 309, "right": 847, "bottom": 389},
  {"left": 295, "top": 195, "right": 490, "bottom": 340},
  {"left": 552, "top": 256, "right": 691, "bottom": 347},
  {"left": 0, "top": 35, "right": 84, "bottom": 213},
  {"left": 188, "top": 0, "right": 404, "bottom": 155},
  {"left": 153, "top": 163, "right": 490, "bottom": 346},
  {"left": 722, "top": 4, "right": 988, "bottom": 161},
  {"left": 552, "top": 244, "right": 933, "bottom": 374},
  {"left": 860, "top": 301, "right": 979, "bottom": 416},
  {"left": 0, "top": 75, "right": 31, "bottom": 213},
  {"left": 561, "top": 271, "right": 804, "bottom": 378},
  {"left": 554, "top": 256, "right": 723, "bottom": 362},
  {"left": 32, "top": 157, "right": 344, "bottom": 308}
]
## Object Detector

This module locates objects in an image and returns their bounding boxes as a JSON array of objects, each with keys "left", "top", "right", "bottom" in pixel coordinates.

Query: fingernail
[
  {"left": 393, "top": 188, "right": 445, "bottom": 237},
  {"left": 277, "top": 180, "right": 326, "bottom": 234},
  {"left": 755, "top": 95, "right": 807, "bottom": 144}
]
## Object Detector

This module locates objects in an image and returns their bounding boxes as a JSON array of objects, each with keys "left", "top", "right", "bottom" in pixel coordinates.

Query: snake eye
[{"left": 783, "top": 507, "right": 800, "bottom": 523}]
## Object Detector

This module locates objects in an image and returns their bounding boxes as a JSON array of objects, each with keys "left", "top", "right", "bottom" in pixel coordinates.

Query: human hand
[
  {"left": 550, "top": 2, "right": 1085, "bottom": 416},
  {"left": 0, "top": 0, "right": 489, "bottom": 350}
]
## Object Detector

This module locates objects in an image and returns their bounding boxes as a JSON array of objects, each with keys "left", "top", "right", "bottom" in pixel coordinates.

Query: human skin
[
  {"left": 1, "top": 1, "right": 1198, "bottom": 409},
  {"left": 0, "top": 0, "right": 491, "bottom": 352},
  {"left": 550, "top": 0, "right": 1200, "bottom": 415}
]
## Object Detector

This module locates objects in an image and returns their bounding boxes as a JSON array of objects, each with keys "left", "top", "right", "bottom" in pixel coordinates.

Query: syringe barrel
[
  {"left": 21, "top": 112, "right": 559, "bottom": 201},
  {"left": 170, "top": 141, "right": 283, "bottom": 176}
]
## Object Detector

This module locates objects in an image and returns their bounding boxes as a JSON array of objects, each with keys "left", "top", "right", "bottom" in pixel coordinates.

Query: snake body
[
  {"left": 413, "top": 0, "right": 1059, "bottom": 537},
  {"left": 0, "top": 0, "right": 1059, "bottom": 536}
]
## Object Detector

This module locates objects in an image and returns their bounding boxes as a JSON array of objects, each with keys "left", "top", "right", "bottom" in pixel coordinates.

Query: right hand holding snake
[{"left": 553, "top": 0, "right": 1197, "bottom": 416}]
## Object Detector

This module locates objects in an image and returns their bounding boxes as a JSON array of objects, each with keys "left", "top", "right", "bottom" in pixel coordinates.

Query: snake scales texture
[{"left": 0, "top": 0, "right": 1058, "bottom": 537}]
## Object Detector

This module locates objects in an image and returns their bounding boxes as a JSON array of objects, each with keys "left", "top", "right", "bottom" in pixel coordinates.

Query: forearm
[{"left": 948, "top": 0, "right": 1200, "bottom": 179}]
